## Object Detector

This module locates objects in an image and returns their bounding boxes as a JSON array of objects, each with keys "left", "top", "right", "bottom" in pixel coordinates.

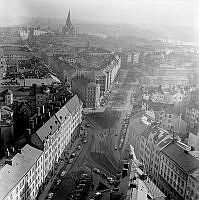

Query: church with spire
[{"left": 62, "top": 10, "right": 77, "bottom": 37}]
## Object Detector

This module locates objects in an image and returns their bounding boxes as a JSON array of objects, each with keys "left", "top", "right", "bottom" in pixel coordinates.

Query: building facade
[
  {"left": 71, "top": 76, "right": 100, "bottom": 108},
  {"left": 0, "top": 144, "right": 44, "bottom": 200}
]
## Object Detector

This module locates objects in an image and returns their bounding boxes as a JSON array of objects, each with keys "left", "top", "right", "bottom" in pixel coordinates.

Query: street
[{"left": 47, "top": 63, "right": 142, "bottom": 200}]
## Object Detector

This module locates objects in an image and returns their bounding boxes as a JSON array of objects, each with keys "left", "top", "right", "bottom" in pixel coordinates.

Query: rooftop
[
  {"left": 162, "top": 143, "right": 199, "bottom": 173},
  {"left": 0, "top": 144, "right": 43, "bottom": 199},
  {"left": 55, "top": 104, "right": 71, "bottom": 124},
  {"left": 36, "top": 115, "right": 60, "bottom": 142},
  {"left": 65, "top": 94, "right": 82, "bottom": 114}
]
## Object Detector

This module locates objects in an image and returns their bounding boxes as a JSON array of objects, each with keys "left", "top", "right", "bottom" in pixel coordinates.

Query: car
[
  {"left": 93, "top": 192, "right": 103, "bottom": 199},
  {"left": 77, "top": 183, "right": 86, "bottom": 188},
  {"left": 82, "top": 140, "right": 87, "bottom": 144},
  {"left": 79, "top": 180, "right": 87, "bottom": 184},
  {"left": 60, "top": 170, "right": 66, "bottom": 177},
  {"left": 112, "top": 187, "right": 120, "bottom": 192},
  {"left": 76, "top": 188, "right": 84, "bottom": 193},
  {"left": 101, "top": 173, "right": 107, "bottom": 179},
  {"left": 69, "top": 158, "right": 73, "bottom": 163},
  {"left": 46, "top": 192, "right": 54, "bottom": 199},
  {"left": 93, "top": 168, "right": 100, "bottom": 174},
  {"left": 107, "top": 177, "right": 114, "bottom": 184},
  {"left": 76, "top": 145, "right": 81, "bottom": 150},
  {"left": 114, "top": 146, "right": 118, "bottom": 150},
  {"left": 76, "top": 185, "right": 85, "bottom": 189},
  {"left": 81, "top": 173, "right": 88, "bottom": 178},
  {"left": 70, "top": 153, "right": 76, "bottom": 158},
  {"left": 85, "top": 123, "right": 90, "bottom": 127},
  {"left": 56, "top": 179, "right": 61, "bottom": 185}
]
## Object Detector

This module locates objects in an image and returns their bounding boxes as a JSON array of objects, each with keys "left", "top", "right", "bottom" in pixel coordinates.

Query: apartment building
[
  {"left": 71, "top": 76, "right": 100, "bottom": 108},
  {"left": 0, "top": 144, "right": 43, "bottom": 200},
  {"left": 139, "top": 125, "right": 173, "bottom": 182},
  {"left": 159, "top": 143, "right": 199, "bottom": 200},
  {"left": 186, "top": 168, "right": 199, "bottom": 200},
  {"left": 185, "top": 102, "right": 199, "bottom": 128},
  {"left": 31, "top": 95, "right": 82, "bottom": 179},
  {"left": 188, "top": 123, "right": 199, "bottom": 151}
]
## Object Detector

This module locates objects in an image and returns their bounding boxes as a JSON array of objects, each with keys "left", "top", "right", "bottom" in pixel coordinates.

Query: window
[{"left": 16, "top": 187, "right": 18, "bottom": 194}]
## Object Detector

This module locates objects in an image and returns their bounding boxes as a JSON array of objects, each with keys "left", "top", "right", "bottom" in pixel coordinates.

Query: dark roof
[
  {"left": 65, "top": 95, "right": 81, "bottom": 114},
  {"left": 55, "top": 104, "right": 71, "bottom": 124},
  {"left": 36, "top": 115, "right": 60, "bottom": 142},
  {"left": 162, "top": 143, "right": 199, "bottom": 173},
  {"left": 158, "top": 137, "right": 173, "bottom": 149},
  {"left": 140, "top": 126, "right": 169, "bottom": 144}
]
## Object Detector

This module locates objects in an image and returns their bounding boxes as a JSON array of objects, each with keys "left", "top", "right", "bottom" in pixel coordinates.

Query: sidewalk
[{"left": 37, "top": 137, "right": 82, "bottom": 200}]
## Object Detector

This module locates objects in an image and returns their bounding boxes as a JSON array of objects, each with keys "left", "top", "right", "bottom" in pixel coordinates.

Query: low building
[{"left": 71, "top": 76, "right": 100, "bottom": 108}]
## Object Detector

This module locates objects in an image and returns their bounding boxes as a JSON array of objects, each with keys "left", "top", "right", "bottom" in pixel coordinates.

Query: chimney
[
  {"left": 55, "top": 106, "right": 60, "bottom": 112},
  {"left": 29, "top": 119, "right": 34, "bottom": 130},
  {"left": 57, "top": 101, "right": 62, "bottom": 107},
  {"left": 26, "top": 128, "right": 31, "bottom": 143},
  {"left": 38, "top": 114, "right": 43, "bottom": 125},
  {"left": 45, "top": 108, "right": 51, "bottom": 120},
  {"left": 41, "top": 105, "right": 45, "bottom": 114},
  {"left": 6, "top": 148, "right": 10, "bottom": 158},
  {"left": 32, "top": 84, "right": 37, "bottom": 96},
  {"left": 50, "top": 105, "right": 54, "bottom": 112},
  {"left": 37, "top": 107, "right": 40, "bottom": 116},
  {"left": 10, "top": 146, "right": 15, "bottom": 153},
  {"left": 53, "top": 96, "right": 56, "bottom": 102},
  {"left": 34, "top": 117, "right": 38, "bottom": 127}
]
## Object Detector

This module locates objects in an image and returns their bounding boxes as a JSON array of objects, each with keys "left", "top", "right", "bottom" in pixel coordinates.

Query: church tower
[{"left": 62, "top": 10, "right": 76, "bottom": 37}]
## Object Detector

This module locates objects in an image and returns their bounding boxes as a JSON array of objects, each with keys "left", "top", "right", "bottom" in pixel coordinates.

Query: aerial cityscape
[{"left": 0, "top": 0, "right": 199, "bottom": 200}]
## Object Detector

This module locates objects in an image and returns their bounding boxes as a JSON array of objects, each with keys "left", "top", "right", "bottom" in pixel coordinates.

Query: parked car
[
  {"left": 85, "top": 123, "right": 90, "bottom": 127},
  {"left": 56, "top": 179, "right": 61, "bottom": 186},
  {"left": 101, "top": 173, "right": 107, "bottom": 179},
  {"left": 46, "top": 192, "right": 54, "bottom": 199},
  {"left": 114, "top": 146, "right": 118, "bottom": 150},
  {"left": 112, "top": 187, "right": 120, "bottom": 192},
  {"left": 107, "top": 177, "right": 114, "bottom": 184},
  {"left": 93, "top": 192, "right": 103, "bottom": 199},
  {"left": 70, "top": 153, "right": 76, "bottom": 158},
  {"left": 76, "top": 145, "right": 81, "bottom": 150},
  {"left": 93, "top": 168, "right": 100, "bottom": 174},
  {"left": 81, "top": 173, "right": 88, "bottom": 178},
  {"left": 69, "top": 158, "right": 73, "bottom": 163},
  {"left": 82, "top": 140, "right": 87, "bottom": 144},
  {"left": 60, "top": 170, "right": 66, "bottom": 177}
]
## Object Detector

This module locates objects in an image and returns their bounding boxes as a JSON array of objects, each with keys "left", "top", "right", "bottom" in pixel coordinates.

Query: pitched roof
[
  {"left": 140, "top": 125, "right": 169, "bottom": 143},
  {"left": 162, "top": 143, "right": 199, "bottom": 173},
  {"left": 55, "top": 104, "right": 71, "bottom": 124},
  {"left": 36, "top": 115, "right": 60, "bottom": 142},
  {"left": 144, "top": 178, "right": 166, "bottom": 199},
  {"left": 65, "top": 95, "right": 81, "bottom": 114},
  {"left": 0, "top": 144, "right": 43, "bottom": 199}
]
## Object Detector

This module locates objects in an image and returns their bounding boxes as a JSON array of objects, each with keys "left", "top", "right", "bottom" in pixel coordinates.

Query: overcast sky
[{"left": 0, "top": 0, "right": 199, "bottom": 28}]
